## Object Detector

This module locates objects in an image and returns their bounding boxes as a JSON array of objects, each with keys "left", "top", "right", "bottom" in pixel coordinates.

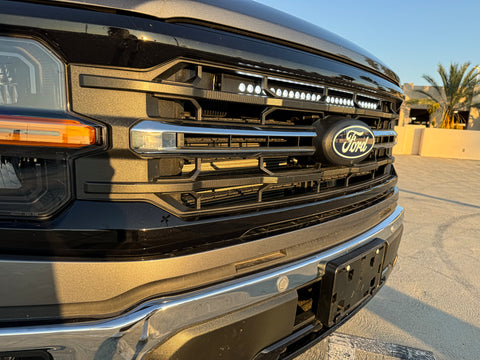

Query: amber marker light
[{"left": 0, "top": 115, "right": 97, "bottom": 148}]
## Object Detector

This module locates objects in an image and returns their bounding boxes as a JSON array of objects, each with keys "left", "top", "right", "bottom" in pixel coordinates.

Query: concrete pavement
[{"left": 295, "top": 155, "right": 480, "bottom": 360}]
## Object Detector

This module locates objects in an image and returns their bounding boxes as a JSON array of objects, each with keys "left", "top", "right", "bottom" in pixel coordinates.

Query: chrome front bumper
[{"left": 0, "top": 206, "right": 404, "bottom": 359}]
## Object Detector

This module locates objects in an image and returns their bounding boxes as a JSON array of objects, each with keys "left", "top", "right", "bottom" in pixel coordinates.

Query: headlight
[
  {"left": 0, "top": 36, "right": 102, "bottom": 219},
  {"left": 0, "top": 37, "right": 66, "bottom": 110}
]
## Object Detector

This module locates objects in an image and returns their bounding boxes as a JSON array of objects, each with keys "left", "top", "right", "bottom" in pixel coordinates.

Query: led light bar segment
[
  {"left": 219, "top": 69, "right": 383, "bottom": 111},
  {"left": 0, "top": 115, "right": 97, "bottom": 148},
  {"left": 269, "top": 86, "right": 322, "bottom": 102},
  {"left": 326, "top": 89, "right": 355, "bottom": 107},
  {"left": 268, "top": 78, "right": 324, "bottom": 103},
  {"left": 357, "top": 95, "right": 380, "bottom": 110},
  {"left": 326, "top": 96, "right": 354, "bottom": 107},
  {"left": 358, "top": 101, "right": 378, "bottom": 110},
  {"left": 222, "top": 73, "right": 263, "bottom": 96}
]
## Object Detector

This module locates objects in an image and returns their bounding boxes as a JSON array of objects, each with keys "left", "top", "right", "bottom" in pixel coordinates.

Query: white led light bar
[
  {"left": 325, "top": 96, "right": 354, "bottom": 107},
  {"left": 234, "top": 74, "right": 380, "bottom": 111},
  {"left": 358, "top": 100, "right": 379, "bottom": 110},
  {"left": 238, "top": 81, "right": 264, "bottom": 95},
  {"left": 269, "top": 87, "right": 322, "bottom": 102}
]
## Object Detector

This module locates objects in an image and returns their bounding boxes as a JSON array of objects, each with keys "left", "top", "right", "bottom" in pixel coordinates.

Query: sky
[{"left": 253, "top": 0, "right": 480, "bottom": 86}]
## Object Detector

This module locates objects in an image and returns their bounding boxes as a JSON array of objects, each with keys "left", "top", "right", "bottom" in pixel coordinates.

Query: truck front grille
[{"left": 72, "top": 58, "right": 401, "bottom": 219}]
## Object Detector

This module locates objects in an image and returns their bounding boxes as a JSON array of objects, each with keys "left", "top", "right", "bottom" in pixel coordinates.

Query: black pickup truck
[{"left": 0, "top": 1, "right": 404, "bottom": 359}]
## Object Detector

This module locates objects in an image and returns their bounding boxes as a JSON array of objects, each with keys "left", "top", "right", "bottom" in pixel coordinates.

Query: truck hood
[{"left": 48, "top": 0, "right": 400, "bottom": 84}]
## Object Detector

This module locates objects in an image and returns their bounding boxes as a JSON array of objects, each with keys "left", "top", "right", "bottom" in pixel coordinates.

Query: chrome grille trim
[
  {"left": 131, "top": 121, "right": 316, "bottom": 156},
  {"left": 372, "top": 130, "right": 396, "bottom": 137},
  {"left": 130, "top": 121, "right": 396, "bottom": 156}
]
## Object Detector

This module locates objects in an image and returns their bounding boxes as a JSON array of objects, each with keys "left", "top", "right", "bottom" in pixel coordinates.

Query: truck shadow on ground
[{"left": 366, "top": 285, "right": 480, "bottom": 359}]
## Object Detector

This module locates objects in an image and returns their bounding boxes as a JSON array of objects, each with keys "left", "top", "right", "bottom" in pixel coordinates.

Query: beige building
[
  {"left": 398, "top": 83, "right": 480, "bottom": 131},
  {"left": 394, "top": 84, "right": 480, "bottom": 160}
]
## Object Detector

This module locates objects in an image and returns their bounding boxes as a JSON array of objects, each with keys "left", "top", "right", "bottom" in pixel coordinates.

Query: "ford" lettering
[
  {"left": 342, "top": 130, "right": 369, "bottom": 153},
  {"left": 333, "top": 125, "right": 375, "bottom": 159}
]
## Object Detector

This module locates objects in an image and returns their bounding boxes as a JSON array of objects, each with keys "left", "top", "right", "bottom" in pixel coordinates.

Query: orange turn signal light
[{"left": 0, "top": 115, "right": 97, "bottom": 148}]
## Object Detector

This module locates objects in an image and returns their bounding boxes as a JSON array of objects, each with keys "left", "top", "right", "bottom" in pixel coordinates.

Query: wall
[
  {"left": 468, "top": 108, "right": 480, "bottom": 130},
  {"left": 419, "top": 128, "right": 480, "bottom": 160},
  {"left": 394, "top": 125, "right": 480, "bottom": 160},
  {"left": 393, "top": 125, "right": 426, "bottom": 155}
]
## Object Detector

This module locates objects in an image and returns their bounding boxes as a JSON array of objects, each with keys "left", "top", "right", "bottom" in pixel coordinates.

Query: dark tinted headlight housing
[
  {"left": 0, "top": 37, "right": 103, "bottom": 219},
  {"left": 0, "top": 153, "right": 69, "bottom": 218}
]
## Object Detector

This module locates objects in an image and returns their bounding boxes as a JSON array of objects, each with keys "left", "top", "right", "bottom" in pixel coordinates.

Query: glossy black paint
[
  {"left": 0, "top": 1, "right": 402, "bottom": 98},
  {"left": 47, "top": 0, "right": 399, "bottom": 84}
]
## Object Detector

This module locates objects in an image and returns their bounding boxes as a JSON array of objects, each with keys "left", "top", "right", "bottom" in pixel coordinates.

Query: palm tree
[{"left": 407, "top": 62, "right": 480, "bottom": 129}]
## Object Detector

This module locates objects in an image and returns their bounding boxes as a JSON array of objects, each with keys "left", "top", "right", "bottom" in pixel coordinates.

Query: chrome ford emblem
[
  {"left": 312, "top": 117, "right": 375, "bottom": 166},
  {"left": 332, "top": 125, "right": 375, "bottom": 159}
]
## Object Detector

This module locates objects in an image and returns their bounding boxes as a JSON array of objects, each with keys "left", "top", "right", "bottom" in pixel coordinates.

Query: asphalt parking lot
[{"left": 295, "top": 155, "right": 480, "bottom": 360}]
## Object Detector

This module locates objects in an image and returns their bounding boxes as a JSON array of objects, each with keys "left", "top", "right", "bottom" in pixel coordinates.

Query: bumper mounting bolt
[{"left": 276, "top": 276, "right": 289, "bottom": 292}]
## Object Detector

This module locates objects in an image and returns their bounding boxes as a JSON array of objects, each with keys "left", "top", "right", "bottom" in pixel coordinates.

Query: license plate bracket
[{"left": 316, "top": 238, "right": 386, "bottom": 327}]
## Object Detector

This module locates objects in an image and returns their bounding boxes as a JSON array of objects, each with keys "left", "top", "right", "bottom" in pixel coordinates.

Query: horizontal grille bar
[
  {"left": 130, "top": 121, "right": 395, "bottom": 156},
  {"left": 131, "top": 121, "right": 316, "bottom": 156},
  {"left": 79, "top": 70, "right": 397, "bottom": 119},
  {"left": 158, "top": 173, "right": 397, "bottom": 217},
  {"left": 371, "top": 130, "right": 396, "bottom": 137},
  {"left": 132, "top": 122, "right": 316, "bottom": 137},
  {"left": 85, "top": 158, "right": 393, "bottom": 194}
]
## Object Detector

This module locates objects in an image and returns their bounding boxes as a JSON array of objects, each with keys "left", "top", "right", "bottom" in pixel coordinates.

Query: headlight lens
[
  {"left": 0, "top": 155, "right": 69, "bottom": 217},
  {"left": 0, "top": 36, "right": 66, "bottom": 110}
]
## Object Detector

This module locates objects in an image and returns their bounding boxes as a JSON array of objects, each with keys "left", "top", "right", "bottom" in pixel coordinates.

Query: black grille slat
[{"left": 178, "top": 172, "right": 389, "bottom": 210}]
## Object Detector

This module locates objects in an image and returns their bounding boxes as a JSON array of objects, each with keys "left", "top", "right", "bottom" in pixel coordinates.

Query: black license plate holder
[{"left": 316, "top": 238, "right": 386, "bottom": 327}]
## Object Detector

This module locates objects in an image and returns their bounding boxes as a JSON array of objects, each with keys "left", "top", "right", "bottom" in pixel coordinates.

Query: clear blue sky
[{"left": 254, "top": 0, "right": 480, "bottom": 85}]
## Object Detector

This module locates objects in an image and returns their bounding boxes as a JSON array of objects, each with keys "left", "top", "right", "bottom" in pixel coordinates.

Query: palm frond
[
  {"left": 414, "top": 89, "right": 443, "bottom": 104},
  {"left": 420, "top": 74, "right": 444, "bottom": 100},
  {"left": 416, "top": 62, "right": 480, "bottom": 122}
]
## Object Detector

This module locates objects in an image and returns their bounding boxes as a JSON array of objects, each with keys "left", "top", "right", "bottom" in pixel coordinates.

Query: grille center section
[{"left": 73, "top": 59, "right": 401, "bottom": 218}]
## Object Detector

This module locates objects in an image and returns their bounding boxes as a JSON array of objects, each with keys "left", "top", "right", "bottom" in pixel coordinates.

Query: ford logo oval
[
  {"left": 312, "top": 116, "right": 375, "bottom": 166},
  {"left": 332, "top": 125, "right": 375, "bottom": 159}
]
